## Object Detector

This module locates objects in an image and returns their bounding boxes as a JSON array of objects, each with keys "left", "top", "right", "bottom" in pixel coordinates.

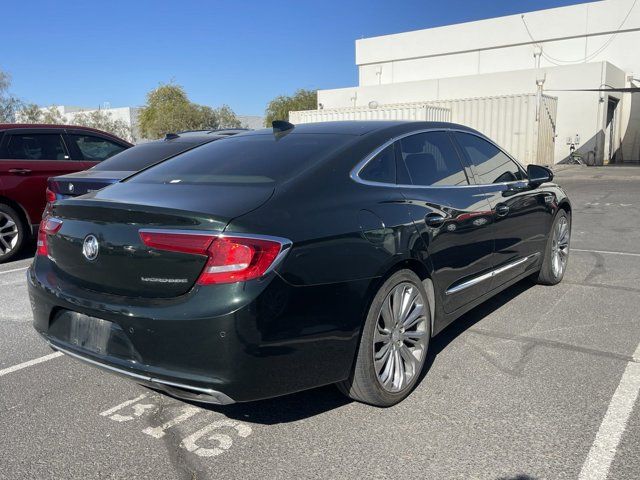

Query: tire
[
  {"left": 0, "top": 203, "right": 26, "bottom": 263},
  {"left": 537, "top": 210, "right": 570, "bottom": 285},
  {"left": 337, "top": 270, "right": 431, "bottom": 407}
]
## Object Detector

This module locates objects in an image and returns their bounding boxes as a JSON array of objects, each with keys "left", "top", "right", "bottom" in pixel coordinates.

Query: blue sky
[{"left": 1, "top": 0, "right": 586, "bottom": 115}]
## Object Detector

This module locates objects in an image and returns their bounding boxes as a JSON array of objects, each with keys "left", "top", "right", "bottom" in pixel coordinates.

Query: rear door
[
  {"left": 64, "top": 131, "right": 128, "bottom": 168},
  {"left": 396, "top": 130, "right": 496, "bottom": 314},
  {"left": 0, "top": 129, "right": 82, "bottom": 225},
  {"left": 452, "top": 131, "right": 551, "bottom": 290}
]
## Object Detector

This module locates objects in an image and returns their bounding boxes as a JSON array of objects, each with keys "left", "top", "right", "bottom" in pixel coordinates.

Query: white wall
[
  {"left": 319, "top": 61, "right": 627, "bottom": 163},
  {"left": 356, "top": 0, "right": 640, "bottom": 85},
  {"left": 318, "top": 0, "right": 640, "bottom": 163},
  {"left": 38, "top": 105, "right": 141, "bottom": 142}
]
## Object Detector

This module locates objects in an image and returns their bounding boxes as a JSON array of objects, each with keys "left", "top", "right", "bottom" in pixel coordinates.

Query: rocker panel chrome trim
[{"left": 445, "top": 252, "right": 541, "bottom": 295}]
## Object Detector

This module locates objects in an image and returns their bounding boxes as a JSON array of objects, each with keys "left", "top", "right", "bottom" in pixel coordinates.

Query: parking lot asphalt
[{"left": 1, "top": 165, "right": 639, "bottom": 480}]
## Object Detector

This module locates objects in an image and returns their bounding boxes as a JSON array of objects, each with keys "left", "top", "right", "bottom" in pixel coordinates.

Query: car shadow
[
  {"left": 192, "top": 277, "right": 537, "bottom": 425},
  {"left": 420, "top": 276, "right": 536, "bottom": 379}
]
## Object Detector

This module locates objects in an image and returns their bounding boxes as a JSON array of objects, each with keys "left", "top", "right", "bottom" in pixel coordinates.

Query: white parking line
[
  {"left": 0, "top": 352, "right": 63, "bottom": 377},
  {"left": 578, "top": 342, "right": 640, "bottom": 480},
  {"left": 100, "top": 394, "right": 148, "bottom": 417},
  {"left": 573, "top": 249, "right": 640, "bottom": 258},
  {"left": 0, "top": 266, "right": 29, "bottom": 275}
]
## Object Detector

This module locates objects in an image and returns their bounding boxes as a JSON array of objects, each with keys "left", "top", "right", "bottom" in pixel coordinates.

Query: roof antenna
[
  {"left": 272, "top": 120, "right": 295, "bottom": 133},
  {"left": 164, "top": 133, "right": 179, "bottom": 140}
]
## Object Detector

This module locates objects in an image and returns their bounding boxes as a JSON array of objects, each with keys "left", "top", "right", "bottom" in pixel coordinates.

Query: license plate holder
[{"left": 67, "top": 312, "right": 114, "bottom": 355}]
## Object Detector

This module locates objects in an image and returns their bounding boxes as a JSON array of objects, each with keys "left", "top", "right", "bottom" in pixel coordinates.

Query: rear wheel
[
  {"left": 0, "top": 204, "right": 25, "bottom": 263},
  {"left": 337, "top": 270, "right": 431, "bottom": 407},
  {"left": 537, "top": 210, "right": 570, "bottom": 285}
]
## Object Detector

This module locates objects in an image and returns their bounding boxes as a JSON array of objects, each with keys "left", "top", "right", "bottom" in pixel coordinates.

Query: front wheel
[
  {"left": 537, "top": 210, "right": 570, "bottom": 285},
  {"left": 337, "top": 270, "right": 431, "bottom": 407}
]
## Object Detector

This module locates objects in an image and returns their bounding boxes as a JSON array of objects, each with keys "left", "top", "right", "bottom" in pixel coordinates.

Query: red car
[{"left": 0, "top": 124, "right": 132, "bottom": 262}]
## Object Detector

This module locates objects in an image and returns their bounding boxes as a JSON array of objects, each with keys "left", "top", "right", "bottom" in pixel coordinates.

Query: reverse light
[
  {"left": 139, "top": 230, "right": 290, "bottom": 285},
  {"left": 36, "top": 217, "right": 63, "bottom": 256}
]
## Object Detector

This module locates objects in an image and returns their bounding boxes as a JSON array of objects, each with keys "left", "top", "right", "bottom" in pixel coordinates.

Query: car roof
[
  {"left": 0, "top": 123, "right": 132, "bottom": 144},
  {"left": 242, "top": 121, "right": 479, "bottom": 136}
]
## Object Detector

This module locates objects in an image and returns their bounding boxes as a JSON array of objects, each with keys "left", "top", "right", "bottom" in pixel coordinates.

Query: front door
[
  {"left": 396, "top": 130, "right": 496, "bottom": 314},
  {"left": 452, "top": 131, "right": 551, "bottom": 291}
]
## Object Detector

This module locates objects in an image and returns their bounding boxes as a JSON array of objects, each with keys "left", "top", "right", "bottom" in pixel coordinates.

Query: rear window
[
  {"left": 128, "top": 133, "right": 354, "bottom": 185},
  {"left": 92, "top": 141, "right": 201, "bottom": 171}
]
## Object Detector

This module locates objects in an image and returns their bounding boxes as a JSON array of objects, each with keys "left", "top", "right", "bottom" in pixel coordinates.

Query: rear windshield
[
  {"left": 91, "top": 141, "right": 202, "bottom": 171},
  {"left": 128, "top": 133, "right": 354, "bottom": 185}
]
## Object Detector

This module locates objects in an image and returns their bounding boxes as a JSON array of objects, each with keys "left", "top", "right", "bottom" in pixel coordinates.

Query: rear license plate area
[{"left": 49, "top": 310, "right": 140, "bottom": 361}]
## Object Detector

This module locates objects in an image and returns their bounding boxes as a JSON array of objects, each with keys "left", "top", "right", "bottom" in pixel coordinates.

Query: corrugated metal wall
[
  {"left": 430, "top": 94, "right": 557, "bottom": 165},
  {"left": 290, "top": 94, "right": 558, "bottom": 165},
  {"left": 537, "top": 95, "right": 558, "bottom": 167},
  {"left": 289, "top": 103, "right": 451, "bottom": 123}
]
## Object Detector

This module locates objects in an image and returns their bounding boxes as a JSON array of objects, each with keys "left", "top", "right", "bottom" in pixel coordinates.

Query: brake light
[
  {"left": 139, "top": 230, "right": 289, "bottom": 285},
  {"left": 45, "top": 188, "right": 57, "bottom": 204},
  {"left": 36, "top": 217, "right": 63, "bottom": 256},
  {"left": 198, "top": 237, "right": 283, "bottom": 285}
]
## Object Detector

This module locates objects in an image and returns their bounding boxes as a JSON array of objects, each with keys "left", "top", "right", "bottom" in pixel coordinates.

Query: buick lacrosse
[{"left": 29, "top": 121, "right": 571, "bottom": 407}]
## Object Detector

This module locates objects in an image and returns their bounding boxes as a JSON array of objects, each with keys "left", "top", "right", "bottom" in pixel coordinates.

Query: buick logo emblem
[
  {"left": 82, "top": 235, "right": 99, "bottom": 261},
  {"left": 68, "top": 183, "right": 74, "bottom": 193}
]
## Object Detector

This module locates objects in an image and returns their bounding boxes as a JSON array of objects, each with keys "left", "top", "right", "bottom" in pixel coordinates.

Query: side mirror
[{"left": 527, "top": 164, "right": 553, "bottom": 188}]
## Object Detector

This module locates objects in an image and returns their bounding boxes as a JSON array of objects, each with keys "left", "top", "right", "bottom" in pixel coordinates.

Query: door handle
[
  {"left": 495, "top": 204, "right": 510, "bottom": 217},
  {"left": 8, "top": 168, "right": 32, "bottom": 175},
  {"left": 425, "top": 213, "right": 446, "bottom": 228}
]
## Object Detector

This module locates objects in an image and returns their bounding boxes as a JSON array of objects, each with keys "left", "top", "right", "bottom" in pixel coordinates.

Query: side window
[
  {"left": 359, "top": 144, "right": 396, "bottom": 184},
  {"left": 398, "top": 131, "right": 468, "bottom": 186},
  {"left": 454, "top": 132, "right": 525, "bottom": 184},
  {"left": 5, "top": 134, "right": 68, "bottom": 160},
  {"left": 68, "top": 134, "right": 126, "bottom": 161}
]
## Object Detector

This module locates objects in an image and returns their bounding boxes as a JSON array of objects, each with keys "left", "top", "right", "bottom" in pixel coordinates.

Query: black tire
[
  {"left": 537, "top": 210, "right": 570, "bottom": 285},
  {"left": 0, "top": 203, "right": 25, "bottom": 263},
  {"left": 337, "top": 270, "right": 431, "bottom": 407}
]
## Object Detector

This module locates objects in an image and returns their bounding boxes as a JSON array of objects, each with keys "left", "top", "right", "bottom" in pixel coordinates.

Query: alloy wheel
[
  {"left": 0, "top": 212, "right": 19, "bottom": 256},
  {"left": 373, "top": 282, "right": 428, "bottom": 393},
  {"left": 551, "top": 216, "right": 570, "bottom": 278}
]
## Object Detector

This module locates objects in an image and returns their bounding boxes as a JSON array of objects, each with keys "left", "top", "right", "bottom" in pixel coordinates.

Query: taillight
[
  {"left": 139, "top": 230, "right": 289, "bottom": 285},
  {"left": 37, "top": 217, "right": 63, "bottom": 256},
  {"left": 198, "top": 236, "right": 284, "bottom": 285},
  {"left": 45, "top": 188, "right": 57, "bottom": 204},
  {"left": 138, "top": 231, "right": 212, "bottom": 255}
]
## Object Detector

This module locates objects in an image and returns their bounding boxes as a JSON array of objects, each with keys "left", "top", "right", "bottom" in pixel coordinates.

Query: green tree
[
  {"left": 19, "top": 104, "right": 132, "bottom": 141},
  {"left": 0, "top": 71, "right": 22, "bottom": 122},
  {"left": 19, "top": 103, "right": 43, "bottom": 123},
  {"left": 138, "top": 83, "right": 241, "bottom": 139},
  {"left": 40, "top": 106, "right": 65, "bottom": 124},
  {"left": 71, "top": 110, "right": 132, "bottom": 141},
  {"left": 264, "top": 89, "right": 317, "bottom": 126},
  {"left": 216, "top": 104, "right": 242, "bottom": 129}
]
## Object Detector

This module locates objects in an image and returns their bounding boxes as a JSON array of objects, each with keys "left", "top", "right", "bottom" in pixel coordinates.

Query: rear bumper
[
  {"left": 49, "top": 341, "right": 235, "bottom": 404},
  {"left": 28, "top": 259, "right": 369, "bottom": 403}
]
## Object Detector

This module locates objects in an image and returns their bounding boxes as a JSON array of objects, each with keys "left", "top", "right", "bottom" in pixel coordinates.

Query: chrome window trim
[
  {"left": 445, "top": 252, "right": 540, "bottom": 295},
  {"left": 350, "top": 127, "right": 528, "bottom": 189}
]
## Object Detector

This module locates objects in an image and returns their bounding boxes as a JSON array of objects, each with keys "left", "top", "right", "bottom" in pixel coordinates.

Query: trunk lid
[
  {"left": 49, "top": 170, "right": 131, "bottom": 198},
  {"left": 46, "top": 182, "right": 274, "bottom": 298}
]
